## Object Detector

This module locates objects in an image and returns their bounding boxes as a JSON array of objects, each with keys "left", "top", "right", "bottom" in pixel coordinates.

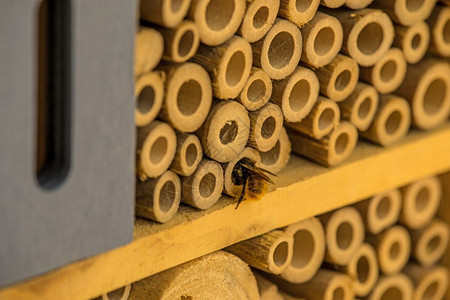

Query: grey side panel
[{"left": 0, "top": 0, "right": 135, "bottom": 286}]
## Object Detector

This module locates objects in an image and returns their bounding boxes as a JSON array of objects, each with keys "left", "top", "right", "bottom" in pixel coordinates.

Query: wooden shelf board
[{"left": 2, "top": 123, "right": 450, "bottom": 300}]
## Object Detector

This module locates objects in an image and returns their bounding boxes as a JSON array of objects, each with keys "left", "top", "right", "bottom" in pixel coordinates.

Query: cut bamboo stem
[
  {"left": 169, "top": 132, "right": 202, "bottom": 176},
  {"left": 321, "top": 0, "right": 346, "bottom": 8},
  {"left": 313, "top": 54, "right": 359, "bottom": 102},
  {"left": 254, "top": 272, "right": 284, "bottom": 300},
  {"left": 354, "top": 189, "right": 402, "bottom": 235},
  {"left": 393, "top": 22, "right": 430, "bottom": 64},
  {"left": 192, "top": 36, "right": 252, "bottom": 99},
  {"left": 286, "top": 96, "right": 340, "bottom": 140},
  {"left": 134, "top": 28, "right": 164, "bottom": 77},
  {"left": 137, "top": 121, "right": 177, "bottom": 181},
  {"left": 396, "top": 58, "right": 450, "bottom": 130},
  {"left": 158, "top": 21, "right": 199, "bottom": 63},
  {"left": 399, "top": 176, "right": 442, "bottom": 230},
  {"left": 252, "top": 19, "right": 302, "bottom": 80},
  {"left": 197, "top": 100, "right": 250, "bottom": 163},
  {"left": 410, "top": 219, "right": 450, "bottom": 267},
  {"left": 300, "top": 12, "right": 343, "bottom": 68},
  {"left": 321, "top": 9, "right": 394, "bottom": 67},
  {"left": 271, "top": 66, "right": 320, "bottom": 122},
  {"left": 239, "top": 0, "right": 279, "bottom": 43},
  {"left": 222, "top": 147, "right": 260, "bottom": 198},
  {"left": 273, "top": 269, "right": 354, "bottom": 300},
  {"left": 366, "top": 225, "right": 411, "bottom": 275},
  {"left": 367, "top": 274, "right": 414, "bottom": 300},
  {"left": 181, "top": 159, "right": 224, "bottom": 210},
  {"left": 289, "top": 122, "right": 358, "bottom": 167},
  {"left": 136, "top": 170, "right": 181, "bottom": 223},
  {"left": 371, "top": 0, "right": 437, "bottom": 26},
  {"left": 129, "top": 251, "right": 259, "bottom": 300},
  {"left": 278, "top": 0, "right": 320, "bottom": 27},
  {"left": 259, "top": 126, "right": 291, "bottom": 174},
  {"left": 360, "top": 48, "right": 407, "bottom": 95},
  {"left": 188, "top": 0, "right": 245, "bottom": 46},
  {"left": 404, "top": 264, "right": 449, "bottom": 300},
  {"left": 339, "top": 82, "right": 379, "bottom": 131},
  {"left": 95, "top": 285, "right": 131, "bottom": 300},
  {"left": 345, "top": 0, "right": 374, "bottom": 9},
  {"left": 140, "top": 0, "right": 191, "bottom": 28},
  {"left": 226, "top": 230, "right": 294, "bottom": 274},
  {"left": 248, "top": 103, "right": 284, "bottom": 152},
  {"left": 360, "top": 94, "right": 411, "bottom": 147},
  {"left": 158, "top": 62, "right": 212, "bottom": 133},
  {"left": 428, "top": 5, "right": 450, "bottom": 57},
  {"left": 280, "top": 217, "right": 326, "bottom": 284},
  {"left": 320, "top": 207, "right": 365, "bottom": 265},
  {"left": 279, "top": 291, "right": 307, "bottom": 300},
  {"left": 237, "top": 67, "right": 272, "bottom": 111},
  {"left": 135, "top": 72, "right": 164, "bottom": 128}
]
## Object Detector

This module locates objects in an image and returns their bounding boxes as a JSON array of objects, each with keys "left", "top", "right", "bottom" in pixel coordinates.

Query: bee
[{"left": 232, "top": 157, "right": 276, "bottom": 209}]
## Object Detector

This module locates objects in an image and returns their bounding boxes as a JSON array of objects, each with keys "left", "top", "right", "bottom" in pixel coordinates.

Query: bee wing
[{"left": 239, "top": 159, "right": 277, "bottom": 184}]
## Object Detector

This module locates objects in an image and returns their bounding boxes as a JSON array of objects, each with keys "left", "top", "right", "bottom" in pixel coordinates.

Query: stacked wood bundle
[{"left": 134, "top": 0, "right": 450, "bottom": 223}]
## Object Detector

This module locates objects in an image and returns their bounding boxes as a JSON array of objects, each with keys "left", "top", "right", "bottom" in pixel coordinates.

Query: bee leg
[{"left": 235, "top": 179, "right": 247, "bottom": 209}]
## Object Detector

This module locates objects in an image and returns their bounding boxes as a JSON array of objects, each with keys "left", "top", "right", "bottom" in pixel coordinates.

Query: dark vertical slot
[{"left": 37, "top": 0, "right": 72, "bottom": 189}]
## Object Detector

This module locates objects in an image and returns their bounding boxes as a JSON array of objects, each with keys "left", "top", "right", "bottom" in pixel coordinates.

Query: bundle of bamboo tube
[{"left": 134, "top": 0, "right": 450, "bottom": 223}]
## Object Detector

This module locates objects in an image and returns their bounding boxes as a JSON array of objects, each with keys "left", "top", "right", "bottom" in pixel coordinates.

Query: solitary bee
[{"left": 232, "top": 157, "right": 276, "bottom": 209}]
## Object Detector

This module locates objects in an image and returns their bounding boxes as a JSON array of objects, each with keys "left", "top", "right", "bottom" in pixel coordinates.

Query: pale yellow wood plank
[{"left": 1, "top": 123, "right": 450, "bottom": 300}]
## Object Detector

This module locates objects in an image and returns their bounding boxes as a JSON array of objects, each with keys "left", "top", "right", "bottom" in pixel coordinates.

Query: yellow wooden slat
[{"left": 2, "top": 123, "right": 450, "bottom": 300}]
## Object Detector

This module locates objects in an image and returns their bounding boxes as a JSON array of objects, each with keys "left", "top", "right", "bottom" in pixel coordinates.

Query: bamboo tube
[
  {"left": 137, "top": 121, "right": 177, "bottom": 181},
  {"left": 237, "top": 67, "right": 272, "bottom": 111},
  {"left": 360, "top": 94, "right": 411, "bottom": 147},
  {"left": 366, "top": 225, "right": 411, "bottom": 275},
  {"left": 158, "top": 21, "right": 199, "bottom": 63},
  {"left": 169, "top": 132, "right": 202, "bottom": 176},
  {"left": 278, "top": 0, "right": 320, "bottom": 27},
  {"left": 428, "top": 5, "right": 450, "bottom": 57},
  {"left": 192, "top": 36, "right": 252, "bottom": 99},
  {"left": 399, "top": 176, "right": 442, "bottom": 230},
  {"left": 371, "top": 0, "right": 437, "bottom": 26},
  {"left": 393, "top": 22, "right": 430, "bottom": 64},
  {"left": 279, "top": 291, "right": 307, "bottom": 300},
  {"left": 354, "top": 189, "right": 402, "bottom": 235},
  {"left": 222, "top": 147, "right": 260, "bottom": 197},
  {"left": 197, "top": 100, "right": 250, "bottom": 163},
  {"left": 188, "top": 0, "right": 246, "bottom": 46},
  {"left": 299, "top": 12, "right": 343, "bottom": 68},
  {"left": 289, "top": 122, "right": 358, "bottom": 167},
  {"left": 410, "top": 219, "right": 450, "bottom": 267},
  {"left": 238, "top": 0, "right": 279, "bottom": 43},
  {"left": 360, "top": 48, "right": 407, "bottom": 95},
  {"left": 134, "top": 28, "right": 164, "bottom": 77},
  {"left": 404, "top": 264, "right": 449, "bottom": 300},
  {"left": 273, "top": 269, "right": 354, "bottom": 300},
  {"left": 286, "top": 96, "right": 340, "bottom": 140},
  {"left": 254, "top": 272, "right": 284, "bottom": 300},
  {"left": 136, "top": 170, "right": 181, "bottom": 223},
  {"left": 181, "top": 159, "right": 224, "bottom": 210},
  {"left": 339, "top": 82, "right": 379, "bottom": 131},
  {"left": 313, "top": 54, "right": 359, "bottom": 102},
  {"left": 367, "top": 274, "right": 414, "bottom": 300},
  {"left": 321, "top": 9, "right": 394, "bottom": 67},
  {"left": 280, "top": 217, "right": 326, "bottom": 284},
  {"left": 271, "top": 67, "right": 320, "bottom": 123},
  {"left": 252, "top": 19, "right": 302, "bottom": 80},
  {"left": 248, "top": 103, "right": 284, "bottom": 152},
  {"left": 140, "top": 0, "right": 191, "bottom": 28},
  {"left": 135, "top": 72, "right": 164, "bottom": 128},
  {"left": 321, "top": 0, "right": 346, "bottom": 8},
  {"left": 320, "top": 207, "right": 365, "bottom": 265},
  {"left": 226, "top": 230, "right": 294, "bottom": 274},
  {"left": 129, "top": 251, "right": 259, "bottom": 300},
  {"left": 94, "top": 285, "right": 131, "bottom": 300},
  {"left": 345, "top": 0, "right": 374, "bottom": 9},
  {"left": 158, "top": 62, "right": 212, "bottom": 133},
  {"left": 396, "top": 58, "right": 450, "bottom": 130},
  {"left": 259, "top": 126, "right": 291, "bottom": 174}
]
